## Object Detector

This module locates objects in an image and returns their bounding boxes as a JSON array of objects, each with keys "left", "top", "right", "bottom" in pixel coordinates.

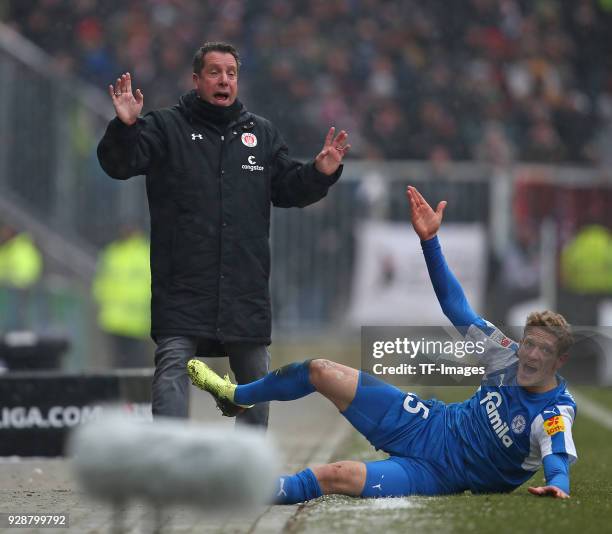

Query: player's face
[
  {"left": 517, "top": 327, "right": 567, "bottom": 391},
  {"left": 192, "top": 51, "right": 238, "bottom": 107}
]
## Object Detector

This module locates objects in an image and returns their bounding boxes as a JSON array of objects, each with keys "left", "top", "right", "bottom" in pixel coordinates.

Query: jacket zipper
[{"left": 215, "top": 131, "right": 226, "bottom": 340}]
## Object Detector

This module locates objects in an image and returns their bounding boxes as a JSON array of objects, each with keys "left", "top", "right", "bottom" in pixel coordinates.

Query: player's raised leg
[
  {"left": 187, "top": 358, "right": 407, "bottom": 444},
  {"left": 232, "top": 358, "right": 358, "bottom": 410},
  {"left": 307, "top": 359, "right": 359, "bottom": 411},
  {"left": 186, "top": 358, "right": 358, "bottom": 413}
]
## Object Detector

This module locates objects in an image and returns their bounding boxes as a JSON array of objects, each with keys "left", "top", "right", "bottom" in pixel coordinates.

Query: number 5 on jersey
[{"left": 403, "top": 393, "right": 430, "bottom": 419}]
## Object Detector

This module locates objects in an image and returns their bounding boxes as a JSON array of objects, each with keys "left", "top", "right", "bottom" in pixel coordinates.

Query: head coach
[{"left": 97, "top": 42, "right": 350, "bottom": 426}]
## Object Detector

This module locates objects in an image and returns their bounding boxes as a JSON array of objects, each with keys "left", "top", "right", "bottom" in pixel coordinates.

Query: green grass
[
  {"left": 573, "top": 386, "right": 612, "bottom": 408},
  {"left": 289, "top": 387, "right": 612, "bottom": 534}
]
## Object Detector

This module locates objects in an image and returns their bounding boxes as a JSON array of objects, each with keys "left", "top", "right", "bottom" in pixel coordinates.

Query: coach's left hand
[
  {"left": 528, "top": 485, "right": 570, "bottom": 499},
  {"left": 315, "top": 127, "right": 350, "bottom": 175}
]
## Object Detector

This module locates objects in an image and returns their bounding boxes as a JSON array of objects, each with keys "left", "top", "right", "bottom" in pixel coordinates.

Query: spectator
[{"left": 3, "top": 0, "right": 611, "bottom": 161}]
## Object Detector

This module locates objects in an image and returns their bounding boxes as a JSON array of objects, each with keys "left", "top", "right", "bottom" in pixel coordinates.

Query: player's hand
[
  {"left": 406, "top": 185, "right": 447, "bottom": 241},
  {"left": 109, "top": 72, "right": 143, "bottom": 126},
  {"left": 314, "top": 127, "right": 350, "bottom": 175},
  {"left": 528, "top": 485, "right": 570, "bottom": 499}
]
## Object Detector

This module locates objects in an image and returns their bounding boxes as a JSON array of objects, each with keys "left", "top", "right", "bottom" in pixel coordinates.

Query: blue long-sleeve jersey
[{"left": 421, "top": 236, "right": 576, "bottom": 494}]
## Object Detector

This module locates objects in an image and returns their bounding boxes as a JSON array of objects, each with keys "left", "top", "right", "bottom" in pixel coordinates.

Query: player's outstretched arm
[
  {"left": 406, "top": 186, "right": 484, "bottom": 333},
  {"left": 406, "top": 185, "right": 446, "bottom": 241},
  {"left": 529, "top": 452, "right": 571, "bottom": 499},
  {"left": 528, "top": 485, "right": 570, "bottom": 499}
]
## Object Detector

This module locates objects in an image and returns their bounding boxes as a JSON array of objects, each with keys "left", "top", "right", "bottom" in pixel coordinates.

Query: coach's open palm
[
  {"left": 109, "top": 72, "right": 143, "bottom": 126},
  {"left": 406, "top": 186, "right": 447, "bottom": 241},
  {"left": 314, "top": 127, "right": 351, "bottom": 175}
]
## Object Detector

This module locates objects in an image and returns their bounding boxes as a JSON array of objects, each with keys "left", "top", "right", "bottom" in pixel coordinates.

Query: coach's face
[
  {"left": 517, "top": 327, "right": 568, "bottom": 391},
  {"left": 192, "top": 51, "right": 238, "bottom": 107}
]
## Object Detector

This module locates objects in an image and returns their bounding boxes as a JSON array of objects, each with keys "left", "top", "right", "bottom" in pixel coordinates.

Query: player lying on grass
[{"left": 187, "top": 186, "right": 577, "bottom": 502}]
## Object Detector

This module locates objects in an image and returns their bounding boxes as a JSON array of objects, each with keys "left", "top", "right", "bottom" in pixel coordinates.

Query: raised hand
[
  {"left": 108, "top": 72, "right": 143, "bottom": 126},
  {"left": 406, "top": 185, "right": 447, "bottom": 241},
  {"left": 314, "top": 127, "right": 351, "bottom": 176},
  {"left": 528, "top": 485, "right": 570, "bottom": 499}
]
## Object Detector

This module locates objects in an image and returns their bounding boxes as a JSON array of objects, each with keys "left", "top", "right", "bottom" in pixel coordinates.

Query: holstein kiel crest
[
  {"left": 511, "top": 414, "right": 526, "bottom": 435},
  {"left": 241, "top": 132, "right": 257, "bottom": 147}
]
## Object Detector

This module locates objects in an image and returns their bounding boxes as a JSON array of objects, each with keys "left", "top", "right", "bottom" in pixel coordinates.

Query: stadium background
[
  {"left": 1, "top": 0, "right": 611, "bottom": 367},
  {"left": 0, "top": 1, "right": 611, "bottom": 532}
]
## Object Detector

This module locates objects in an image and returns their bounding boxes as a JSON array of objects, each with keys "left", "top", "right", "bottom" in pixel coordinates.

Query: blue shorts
[{"left": 342, "top": 372, "right": 466, "bottom": 496}]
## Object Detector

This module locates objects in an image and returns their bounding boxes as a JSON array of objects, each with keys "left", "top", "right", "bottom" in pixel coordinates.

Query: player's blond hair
[{"left": 524, "top": 311, "right": 573, "bottom": 355}]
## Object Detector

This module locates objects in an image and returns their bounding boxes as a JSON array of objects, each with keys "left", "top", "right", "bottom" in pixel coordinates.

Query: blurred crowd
[{"left": 3, "top": 0, "right": 612, "bottom": 163}]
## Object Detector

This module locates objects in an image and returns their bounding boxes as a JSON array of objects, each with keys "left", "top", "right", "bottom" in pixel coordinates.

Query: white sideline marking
[
  {"left": 573, "top": 393, "right": 612, "bottom": 430},
  {"left": 329, "top": 498, "right": 422, "bottom": 512}
]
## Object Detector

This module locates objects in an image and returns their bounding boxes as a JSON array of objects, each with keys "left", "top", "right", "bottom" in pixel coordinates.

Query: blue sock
[
  {"left": 274, "top": 468, "right": 323, "bottom": 504},
  {"left": 234, "top": 360, "right": 315, "bottom": 405}
]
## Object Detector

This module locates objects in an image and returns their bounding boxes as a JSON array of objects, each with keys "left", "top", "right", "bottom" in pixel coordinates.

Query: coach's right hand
[
  {"left": 108, "top": 72, "right": 143, "bottom": 126},
  {"left": 406, "top": 185, "right": 447, "bottom": 241}
]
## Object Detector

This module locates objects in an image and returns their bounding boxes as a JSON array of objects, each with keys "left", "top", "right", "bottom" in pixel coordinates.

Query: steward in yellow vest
[
  {"left": 0, "top": 225, "right": 43, "bottom": 331},
  {"left": 92, "top": 231, "right": 151, "bottom": 340},
  {"left": 561, "top": 225, "right": 612, "bottom": 294},
  {"left": 0, "top": 230, "right": 43, "bottom": 289}
]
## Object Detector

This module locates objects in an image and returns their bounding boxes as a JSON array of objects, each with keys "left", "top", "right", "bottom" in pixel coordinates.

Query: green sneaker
[{"left": 186, "top": 359, "right": 253, "bottom": 417}]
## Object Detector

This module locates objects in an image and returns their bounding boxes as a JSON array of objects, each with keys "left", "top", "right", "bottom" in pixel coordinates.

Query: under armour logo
[
  {"left": 191, "top": 133, "right": 203, "bottom": 140},
  {"left": 277, "top": 477, "right": 287, "bottom": 498}
]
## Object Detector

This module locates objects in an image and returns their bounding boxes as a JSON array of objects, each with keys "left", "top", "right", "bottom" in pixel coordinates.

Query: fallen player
[{"left": 188, "top": 186, "right": 577, "bottom": 502}]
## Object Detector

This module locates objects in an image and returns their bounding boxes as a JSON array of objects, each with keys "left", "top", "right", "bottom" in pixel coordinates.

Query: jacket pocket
[
  {"left": 170, "top": 226, "right": 218, "bottom": 289},
  {"left": 168, "top": 168, "right": 202, "bottom": 213}
]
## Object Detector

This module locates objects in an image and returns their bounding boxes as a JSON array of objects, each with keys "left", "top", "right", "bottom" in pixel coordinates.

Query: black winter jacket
[{"left": 97, "top": 91, "right": 341, "bottom": 345}]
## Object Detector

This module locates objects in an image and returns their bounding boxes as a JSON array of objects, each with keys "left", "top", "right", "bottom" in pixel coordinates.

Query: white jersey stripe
[
  {"left": 521, "top": 414, "right": 545, "bottom": 471},
  {"left": 557, "top": 405, "right": 577, "bottom": 462},
  {"left": 521, "top": 405, "right": 578, "bottom": 471}
]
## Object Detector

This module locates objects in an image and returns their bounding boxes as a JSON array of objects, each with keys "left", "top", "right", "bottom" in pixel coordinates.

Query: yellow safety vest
[
  {"left": 561, "top": 225, "right": 612, "bottom": 294},
  {"left": 0, "top": 233, "right": 43, "bottom": 289},
  {"left": 92, "top": 235, "right": 151, "bottom": 338}
]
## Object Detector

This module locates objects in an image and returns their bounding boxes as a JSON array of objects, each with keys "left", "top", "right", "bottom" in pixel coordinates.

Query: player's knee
[
  {"left": 315, "top": 462, "right": 362, "bottom": 495},
  {"left": 309, "top": 359, "right": 334, "bottom": 390}
]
